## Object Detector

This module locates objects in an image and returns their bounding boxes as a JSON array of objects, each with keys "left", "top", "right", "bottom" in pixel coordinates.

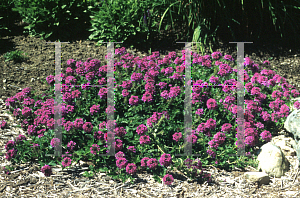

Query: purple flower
[
  {"left": 211, "top": 51, "right": 222, "bottom": 60},
  {"left": 263, "top": 60, "right": 270, "bottom": 65},
  {"left": 126, "top": 163, "right": 137, "bottom": 175},
  {"left": 255, "top": 122, "right": 264, "bottom": 129},
  {"left": 5, "top": 148, "right": 17, "bottom": 161},
  {"left": 15, "top": 134, "right": 27, "bottom": 143},
  {"left": 205, "top": 118, "right": 216, "bottom": 130},
  {"left": 221, "top": 123, "right": 232, "bottom": 133},
  {"left": 115, "top": 151, "right": 125, "bottom": 159},
  {"left": 139, "top": 135, "right": 151, "bottom": 145},
  {"left": 208, "top": 140, "right": 219, "bottom": 149},
  {"left": 94, "top": 131, "right": 104, "bottom": 140},
  {"left": 172, "top": 132, "right": 182, "bottom": 142},
  {"left": 41, "top": 165, "right": 52, "bottom": 177},
  {"left": 159, "top": 153, "right": 172, "bottom": 167},
  {"left": 22, "top": 107, "right": 32, "bottom": 118},
  {"left": 50, "top": 138, "right": 61, "bottom": 148},
  {"left": 223, "top": 54, "right": 234, "bottom": 61},
  {"left": 64, "top": 121, "right": 74, "bottom": 131},
  {"left": 73, "top": 118, "right": 84, "bottom": 129},
  {"left": 209, "top": 76, "right": 219, "bottom": 84},
  {"left": 206, "top": 98, "right": 218, "bottom": 110},
  {"left": 62, "top": 157, "right": 72, "bottom": 168},
  {"left": 46, "top": 75, "right": 55, "bottom": 84},
  {"left": 147, "top": 158, "right": 158, "bottom": 169},
  {"left": 114, "top": 127, "right": 127, "bottom": 138},
  {"left": 185, "top": 134, "right": 197, "bottom": 144},
  {"left": 67, "top": 141, "right": 76, "bottom": 151},
  {"left": 105, "top": 105, "right": 115, "bottom": 114},
  {"left": 98, "top": 88, "right": 107, "bottom": 99},
  {"left": 163, "top": 174, "right": 174, "bottom": 185},
  {"left": 90, "top": 144, "right": 100, "bottom": 155},
  {"left": 142, "top": 91, "right": 153, "bottom": 103},
  {"left": 65, "top": 76, "right": 77, "bottom": 84},
  {"left": 66, "top": 67, "right": 73, "bottom": 75},
  {"left": 213, "top": 132, "right": 226, "bottom": 144},
  {"left": 207, "top": 150, "right": 216, "bottom": 158},
  {"left": 136, "top": 124, "right": 148, "bottom": 135},
  {"left": 5, "top": 140, "right": 15, "bottom": 151},
  {"left": 129, "top": 95, "right": 139, "bottom": 106},
  {"left": 71, "top": 90, "right": 81, "bottom": 99},
  {"left": 0, "top": 120, "right": 6, "bottom": 129},
  {"left": 294, "top": 101, "right": 300, "bottom": 110},
  {"left": 195, "top": 108, "right": 204, "bottom": 116},
  {"left": 83, "top": 122, "right": 93, "bottom": 133},
  {"left": 244, "top": 135, "right": 257, "bottom": 147},
  {"left": 85, "top": 71, "right": 95, "bottom": 81},
  {"left": 141, "top": 157, "right": 150, "bottom": 168},
  {"left": 127, "top": 146, "right": 136, "bottom": 153},
  {"left": 67, "top": 59, "right": 76, "bottom": 66},
  {"left": 260, "top": 130, "right": 272, "bottom": 142},
  {"left": 116, "top": 157, "right": 128, "bottom": 169},
  {"left": 131, "top": 72, "right": 143, "bottom": 82},
  {"left": 114, "top": 139, "right": 123, "bottom": 151}
]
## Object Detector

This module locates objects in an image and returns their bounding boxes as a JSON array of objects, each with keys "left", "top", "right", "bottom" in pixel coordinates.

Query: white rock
[{"left": 257, "top": 142, "right": 290, "bottom": 178}]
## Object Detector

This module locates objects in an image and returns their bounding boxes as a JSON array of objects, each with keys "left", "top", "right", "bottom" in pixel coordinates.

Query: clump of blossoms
[
  {"left": 41, "top": 165, "right": 52, "bottom": 177},
  {"left": 0, "top": 120, "right": 7, "bottom": 129},
  {"left": 50, "top": 138, "right": 61, "bottom": 148},
  {"left": 62, "top": 157, "right": 72, "bottom": 168}
]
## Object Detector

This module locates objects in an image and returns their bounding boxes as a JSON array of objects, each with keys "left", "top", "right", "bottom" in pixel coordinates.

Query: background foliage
[{"left": 1, "top": 0, "right": 300, "bottom": 52}]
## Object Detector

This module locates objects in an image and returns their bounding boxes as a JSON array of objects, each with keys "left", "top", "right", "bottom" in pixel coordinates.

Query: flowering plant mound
[{"left": 3, "top": 47, "right": 300, "bottom": 185}]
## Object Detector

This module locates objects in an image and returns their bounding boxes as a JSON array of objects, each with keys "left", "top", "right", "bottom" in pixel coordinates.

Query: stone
[
  {"left": 242, "top": 133, "right": 299, "bottom": 185},
  {"left": 284, "top": 109, "right": 300, "bottom": 161},
  {"left": 270, "top": 135, "right": 297, "bottom": 157},
  {"left": 256, "top": 142, "right": 290, "bottom": 178},
  {"left": 244, "top": 172, "right": 270, "bottom": 185}
]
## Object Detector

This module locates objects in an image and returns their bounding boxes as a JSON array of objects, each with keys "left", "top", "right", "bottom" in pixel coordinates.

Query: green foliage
[
  {"left": 156, "top": 0, "right": 300, "bottom": 54},
  {"left": 3, "top": 50, "right": 29, "bottom": 63},
  {"left": 11, "top": 0, "right": 96, "bottom": 42},
  {"left": 87, "top": 0, "right": 161, "bottom": 49},
  {"left": 0, "top": 0, "right": 22, "bottom": 36}
]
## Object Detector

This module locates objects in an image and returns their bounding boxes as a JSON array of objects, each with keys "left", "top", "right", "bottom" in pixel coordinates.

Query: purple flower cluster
[
  {"left": 62, "top": 157, "right": 72, "bottom": 168},
  {"left": 139, "top": 135, "right": 151, "bottom": 145},
  {"left": 5, "top": 148, "right": 17, "bottom": 161},
  {"left": 172, "top": 132, "right": 182, "bottom": 142},
  {"left": 94, "top": 131, "right": 104, "bottom": 140},
  {"left": 67, "top": 141, "right": 76, "bottom": 151},
  {"left": 50, "top": 138, "right": 61, "bottom": 148},
  {"left": 90, "top": 105, "right": 100, "bottom": 115},
  {"left": 83, "top": 122, "right": 93, "bottom": 133},
  {"left": 127, "top": 146, "right": 136, "bottom": 153},
  {"left": 115, "top": 127, "right": 127, "bottom": 137},
  {"left": 159, "top": 153, "right": 172, "bottom": 167},
  {"left": 163, "top": 174, "right": 174, "bottom": 185},
  {"left": 90, "top": 144, "right": 100, "bottom": 155},
  {"left": 0, "top": 120, "right": 6, "bottom": 129},
  {"left": 146, "top": 111, "right": 169, "bottom": 128},
  {"left": 41, "top": 165, "right": 52, "bottom": 177}
]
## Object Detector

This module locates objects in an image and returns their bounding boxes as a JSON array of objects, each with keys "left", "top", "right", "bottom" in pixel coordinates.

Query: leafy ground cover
[{"left": 2, "top": 43, "right": 300, "bottom": 185}]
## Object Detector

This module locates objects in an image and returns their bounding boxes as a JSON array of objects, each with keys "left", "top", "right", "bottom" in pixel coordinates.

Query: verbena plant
[{"left": 3, "top": 48, "right": 300, "bottom": 185}]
